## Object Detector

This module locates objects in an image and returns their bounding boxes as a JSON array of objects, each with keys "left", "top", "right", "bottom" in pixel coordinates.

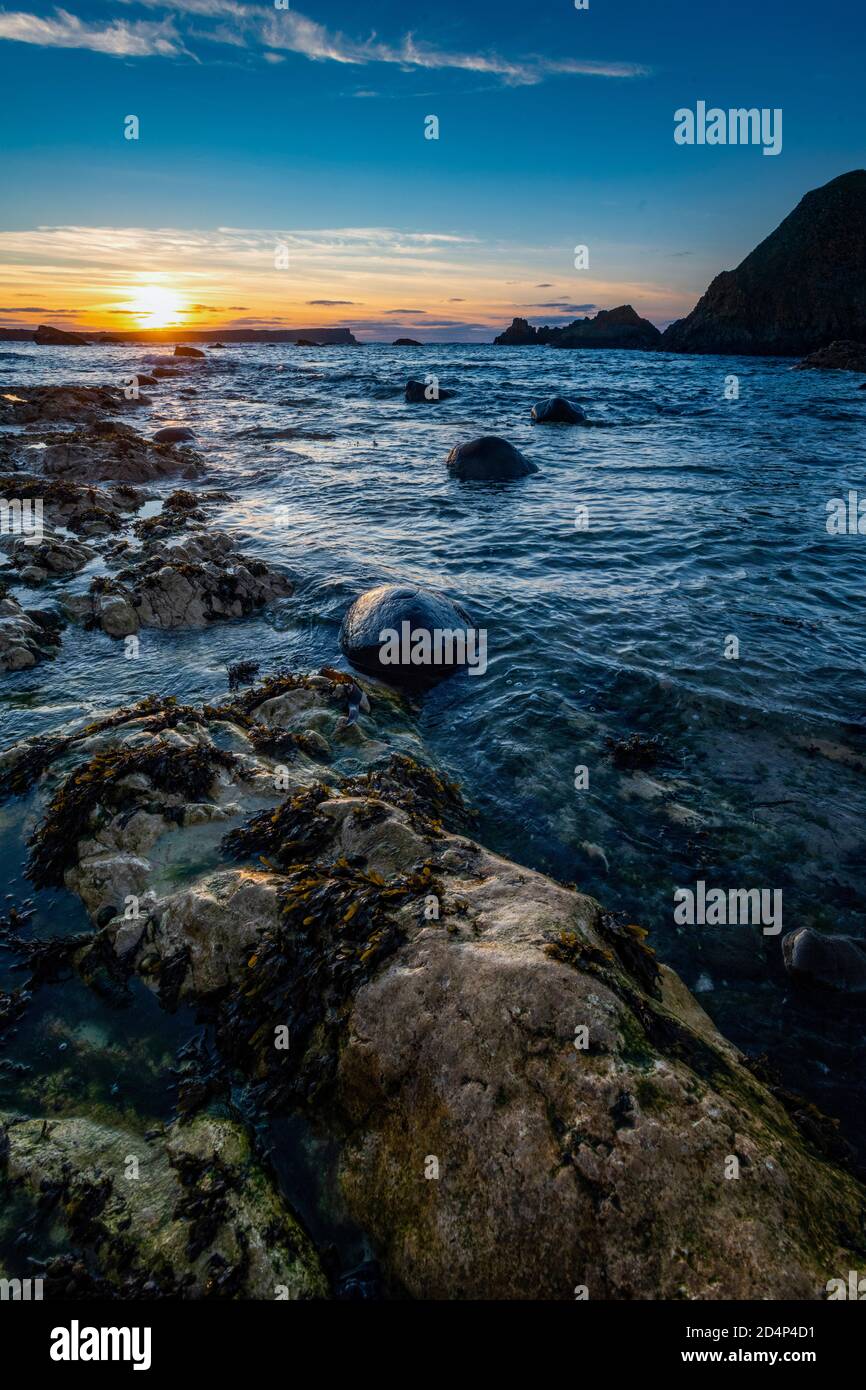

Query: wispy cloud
[
  {"left": 0, "top": 2, "right": 649, "bottom": 85},
  {"left": 0, "top": 7, "right": 186, "bottom": 56}
]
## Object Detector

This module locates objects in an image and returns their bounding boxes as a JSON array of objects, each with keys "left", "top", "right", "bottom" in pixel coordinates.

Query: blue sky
[{"left": 0, "top": 0, "right": 862, "bottom": 339}]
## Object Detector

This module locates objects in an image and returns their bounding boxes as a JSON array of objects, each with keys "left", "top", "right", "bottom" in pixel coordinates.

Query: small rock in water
[
  {"left": 782, "top": 926, "right": 866, "bottom": 994},
  {"left": 445, "top": 435, "right": 538, "bottom": 481},
  {"left": 405, "top": 377, "right": 455, "bottom": 402},
  {"left": 153, "top": 426, "right": 195, "bottom": 443},
  {"left": 531, "top": 396, "right": 588, "bottom": 424},
  {"left": 174, "top": 345, "right": 205, "bottom": 359}
]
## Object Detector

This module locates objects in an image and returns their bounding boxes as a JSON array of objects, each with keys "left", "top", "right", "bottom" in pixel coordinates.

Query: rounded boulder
[
  {"left": 153, "top": 426, "right": 195, "bottom": 444},
  {"left": 531, "top": 396, "right": 587, "bottom": 424},
  {"left": 446, "top": 435, "right": 537, "bottom": 481},
  {"left": 339, "top": 584, "right": 475, "bottom": 688}
]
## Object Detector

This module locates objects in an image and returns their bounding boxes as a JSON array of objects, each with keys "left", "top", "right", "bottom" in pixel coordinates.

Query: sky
[{"left": 0, "top": 0, "right": 862, "bottom": 340}]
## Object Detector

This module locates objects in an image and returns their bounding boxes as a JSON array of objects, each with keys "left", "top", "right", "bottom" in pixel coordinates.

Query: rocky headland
[{"left": 661, "top": 170, "right": 866, "bottom": 356}]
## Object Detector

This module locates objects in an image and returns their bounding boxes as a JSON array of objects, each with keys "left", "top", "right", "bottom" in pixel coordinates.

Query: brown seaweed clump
[
  {"left": 27, "top": 739, "right": 238, "bottom": 888},
  {"left": 215, "top": 858, "right": 438, "bottom": 1110},
  {"left": 338, "top": 753, "right": 470, "bottom": 837},
  {"left": 221, "top": 782, "right": 336, "bottom": 867},
  {"left": 0, "top": 696, "right": 209, "bottom": 801}
]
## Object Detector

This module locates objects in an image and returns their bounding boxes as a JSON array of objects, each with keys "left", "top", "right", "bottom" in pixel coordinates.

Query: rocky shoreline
[{"left": 2, "top": 357, "right": 866, "bottom": 1300}]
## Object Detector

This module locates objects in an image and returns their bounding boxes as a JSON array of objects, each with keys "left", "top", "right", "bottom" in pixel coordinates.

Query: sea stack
[{"left": 661, "top": 170, "right": 866, "bottom": 356}]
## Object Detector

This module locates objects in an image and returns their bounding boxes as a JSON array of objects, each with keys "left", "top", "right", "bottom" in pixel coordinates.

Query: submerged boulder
[
  {"left": 339, "top": 584, "right": 474, "bottom": 686},
  {"left": 446, "top": 435, "right": 538, "bottom": 481},
  {"left": 174, "top": 345, "right": 205, "bottom": 359},
  {"left": 531, "top": 396, "right": 588, "bottom": 424},
  {"left": 782, "top": 926, "right": 866, "bottom": 993}
]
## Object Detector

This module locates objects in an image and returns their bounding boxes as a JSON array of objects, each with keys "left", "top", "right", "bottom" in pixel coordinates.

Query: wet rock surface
[
  {"left": 65, "top": 528, "right": 293, "bottom": 635},
  {"left": 0, "top": 591, "right": 64, "bottom": 671},
  {"left": 783, "top": 926, "right": 866, "bottom": 993},
  {"left": 2, "top": 676, "right": 863, "bottom": 1299},
  {"left": 531, "top": 395, "right": 588, "bottom": 424},
  {"left": 0, "top": 1110, "right": 327, "bottom": 1299},
  {"left": 404, "top": 378, "right": 455, "bottom": 402},
  {"left": 0, "top": 472, "right": 144, "bottom": 538},
  {"left": 796, "top": 340, "right": 866, "bottom": 373},
  {"left": 0, "top": 384, "right": 146, "bottom": 426},
  {"left": 21, "top": 423, "right": 203, "bottom": 484}
]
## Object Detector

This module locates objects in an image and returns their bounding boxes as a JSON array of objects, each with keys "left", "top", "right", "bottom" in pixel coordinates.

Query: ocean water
[{"left": 2, "top": 340, "right": 866, "bottom": 1178}]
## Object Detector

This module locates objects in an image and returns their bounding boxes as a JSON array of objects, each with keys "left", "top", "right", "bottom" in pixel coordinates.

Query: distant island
[{"left": 0, "top": 325, "right": 358, "bottom": 346}]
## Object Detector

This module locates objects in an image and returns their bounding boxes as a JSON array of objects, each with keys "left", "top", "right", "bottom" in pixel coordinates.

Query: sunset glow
[{"left": 125, "top": 283, "right": 186, "bottom": 329}]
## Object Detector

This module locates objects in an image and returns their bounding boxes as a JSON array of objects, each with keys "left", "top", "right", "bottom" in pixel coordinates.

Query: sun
[{"left": 126, "top": 285, "right": 186, "bottom": 329}]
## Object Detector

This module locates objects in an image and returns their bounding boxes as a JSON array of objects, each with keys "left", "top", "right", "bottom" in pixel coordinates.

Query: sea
[{"left": 1, "top": 340, "right": 865, "bottom": 1270}]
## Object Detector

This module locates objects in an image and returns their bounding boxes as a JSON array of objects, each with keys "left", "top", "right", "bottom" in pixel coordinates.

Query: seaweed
[
  {"left": 246, "top": 724, "right": 326, "bottom": 760},
  {"left": 221, "top": 781, "right": 335, "bottom": 867},
  {"left": 0, "top": 696, "right": 210, "bottom": 802},
  {"left": 171, "top": 1031, "right": 230, "bottom": 1118},
  {"left": 227, "top": 659, "right": 260, "bottom": 690},
  {"left": 207, "top": 666, "right": 364, "bottom": 722},
  {"left": 170, "top": 1151, "right": 235, "bottom": 1261},
  {"left": 215, "top": 858, "right": 438, "bottom": 1110},
  {"left": 134, "top": 490, "right": 203, "bottom": 540},
  {"left": 598, "top": 913, "right": 661, "bottom": 997},
  {"left": 26, "top": 738, "right": 238, "bottom": 888},
  {"left": 544, "top": 929, "right": 615, "bottom": 974},
  {"left": 339, "top": 753, "right": 470, "bottom": 837},
  {"left": 0, "top": 733, "right": 73, "bottom": 799}
]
